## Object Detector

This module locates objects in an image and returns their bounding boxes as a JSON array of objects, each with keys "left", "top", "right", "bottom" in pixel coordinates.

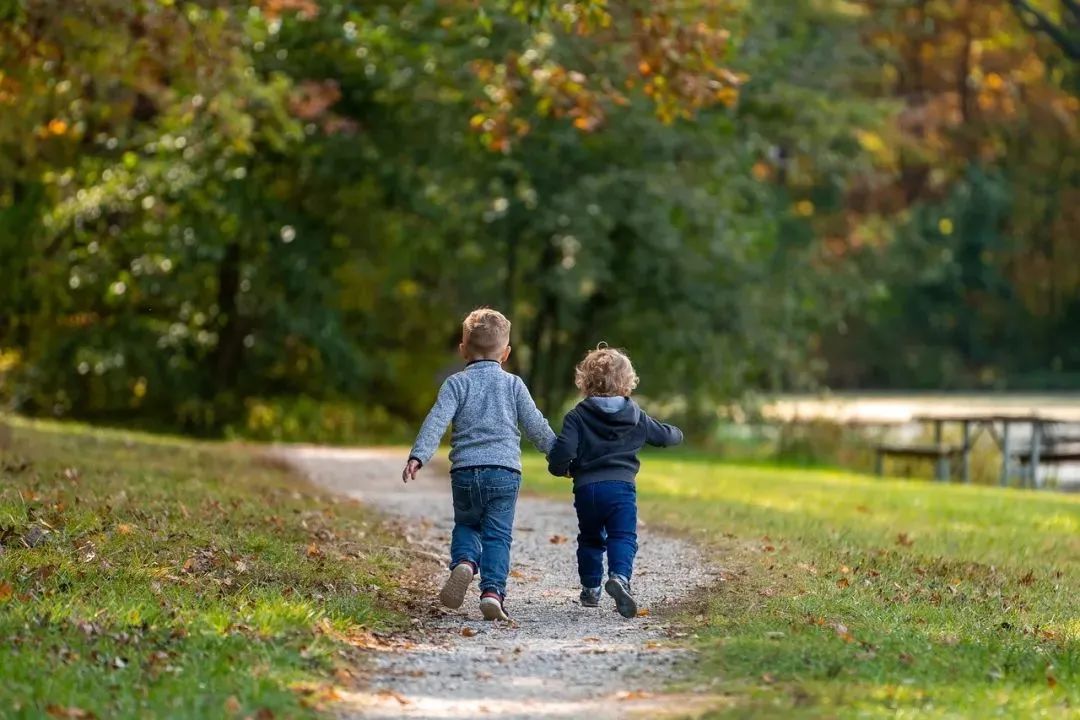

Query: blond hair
[
  {"left": 575, "top": 345, "right": 639, "bottom": 397},
  {"left": 462, "top": 307, "right": 511, "bottom": 359}
]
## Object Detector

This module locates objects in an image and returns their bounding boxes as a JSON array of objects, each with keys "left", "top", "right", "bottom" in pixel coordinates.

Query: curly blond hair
[
  {"left": 574, "top": 345, "right": 639, "bottom": 397},
  {"left": 462, "top": 307, "right": 511, "bottom": 358}
]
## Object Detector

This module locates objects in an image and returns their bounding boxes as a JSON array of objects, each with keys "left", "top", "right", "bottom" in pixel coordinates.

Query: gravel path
[{"left": 280, "top": 446, "right": 719, "bottom": 720}]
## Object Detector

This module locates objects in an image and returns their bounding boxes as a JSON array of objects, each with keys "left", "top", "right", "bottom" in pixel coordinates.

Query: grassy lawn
[
  {"left": 0, "top": 419, "right": 408, "bottom": 719},
  {"left": 522, "top": 452, "right": 1080, "bottom": 718}
]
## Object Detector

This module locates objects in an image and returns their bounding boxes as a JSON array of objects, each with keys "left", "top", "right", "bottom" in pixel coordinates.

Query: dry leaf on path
[
  {"left": 549, "top": 535, "right": 568, "bottom": 544},
  {"left": 636, "top": 608, "right": 650, "bottom": 617},
  {"left": 461, "top": 627, "right": 478, "bottom": 637}
]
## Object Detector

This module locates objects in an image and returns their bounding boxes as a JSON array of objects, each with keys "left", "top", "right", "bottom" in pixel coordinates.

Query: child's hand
[{"left": 402, "top": 458, "right": 421, "bottom": 484}]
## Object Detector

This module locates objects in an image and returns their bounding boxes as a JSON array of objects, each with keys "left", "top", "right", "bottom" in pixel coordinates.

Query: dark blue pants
[
  {"left": 573, "top": 480, "right": 638, "bottom": 588},
  {"left": 449, "top": 467, "right": 520, "bottom": 597}
]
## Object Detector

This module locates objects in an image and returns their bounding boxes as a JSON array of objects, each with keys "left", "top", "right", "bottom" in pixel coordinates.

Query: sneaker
[
  {"left": 479, "top": 590, "right": 509, "bottom": 621},
  {"left": 604, "top": 573, "right": 638, "bottom": 619},
  {"left": 439, "top": 561, "right": 475, "bottom": 609},
  {"left": 579, "top": 586, "right": 602, "bottom": 607}
]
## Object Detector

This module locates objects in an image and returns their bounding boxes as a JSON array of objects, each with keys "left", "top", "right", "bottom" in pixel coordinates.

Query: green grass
[
  {"left": 0, "top": 419, "right": 408, "bottom": 719},
  {"left": 522, "top": 451, "right": 1080, "bottom": 718}
]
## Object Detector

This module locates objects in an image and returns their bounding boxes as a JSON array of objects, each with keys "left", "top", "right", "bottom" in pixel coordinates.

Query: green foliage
[{"left": 0, "top": 418, "right": 408, "bottom": 718}]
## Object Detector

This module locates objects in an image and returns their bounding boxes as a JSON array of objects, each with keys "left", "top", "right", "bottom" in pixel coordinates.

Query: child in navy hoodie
[{"left": 547, "top": 346, "right": 683, "bottom": 617}]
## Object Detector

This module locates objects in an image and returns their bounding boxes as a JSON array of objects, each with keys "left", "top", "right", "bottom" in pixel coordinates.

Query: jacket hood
[{"left": 578, "top": 397, "right": 641, "bottom": 440}]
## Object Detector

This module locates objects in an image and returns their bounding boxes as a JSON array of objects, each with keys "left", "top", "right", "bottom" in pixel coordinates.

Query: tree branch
[
  {"left": 1062, "top": 0, "right": 1080, "bottom": 24},
  {"left": 1008, "top": 0, "right": 1080, "bottom": 60}
]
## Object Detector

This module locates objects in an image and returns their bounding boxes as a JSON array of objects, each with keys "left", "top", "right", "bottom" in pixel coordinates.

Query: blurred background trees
[{"left": 0, "top": 0, "right": 1076, "bottom": 439}]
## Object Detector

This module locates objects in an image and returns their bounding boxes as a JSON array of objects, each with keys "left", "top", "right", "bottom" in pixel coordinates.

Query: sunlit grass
[
  {"left": 523, "top": 450, "right": 1080, "bottom": 718},
  {"left": 0, "top": 418, "right": 407, "bottom": 719}
]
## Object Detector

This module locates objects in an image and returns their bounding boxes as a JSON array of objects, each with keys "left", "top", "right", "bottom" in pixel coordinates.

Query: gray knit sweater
[{"left": 408, "top": 360, "right": 556, "bottom": 472}]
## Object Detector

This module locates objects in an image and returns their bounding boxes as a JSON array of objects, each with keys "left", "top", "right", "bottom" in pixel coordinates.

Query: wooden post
[
  {"left": 1000, "top": 422, "right": 1011, "bottom": 487},
  {"left": 934, "top": 420, "right": 948, "bottom": 482},
  {"left": 961, "top": 421, "right": 971, "bottom": 484},
  {"left": 1030, "top": 421, "right": 1042, "bottom": 489}
]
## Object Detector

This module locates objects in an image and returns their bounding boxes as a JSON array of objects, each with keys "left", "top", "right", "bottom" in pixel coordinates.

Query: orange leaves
[
  {"left": 467, "top": 1, "right": 740, "bottom": 151},
  {"left": 259, "top": 0, "right": 319, "bottom": 21},
  {"left": 0, "top": 581, "right": 13, "bottom": 601},
  {"left": 548, "top": 534, "right": 568, "bottom": 544},
  {"left": 631, "top": 5, "right": 744, "bottom": 124},
  {"left": 289, "top": 80, "right": 341, "bottom": 121}
]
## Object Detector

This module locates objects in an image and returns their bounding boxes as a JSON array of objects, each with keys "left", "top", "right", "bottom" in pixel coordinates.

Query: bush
[{"left": 228, "top": 396, "right": 410, "bottom": 445}]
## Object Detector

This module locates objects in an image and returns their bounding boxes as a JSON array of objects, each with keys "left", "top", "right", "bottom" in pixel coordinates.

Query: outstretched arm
[
  {"left": 547, "top": 411, "right": 580, "bottom": 477},
  {"left": 644, "top": 414, "right": 683, "bottom": 447},
  {"left": 515, "top": 377, "right": 557, "bottom": 454},
  {"left": 404, "top": 379, "right": 459, "bottom": 481}
]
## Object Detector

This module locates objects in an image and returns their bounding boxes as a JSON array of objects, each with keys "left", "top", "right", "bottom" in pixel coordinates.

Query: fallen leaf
[
  {"left": 548, "top": 535, "right": 568, "bottom": 544},
  {"left": 376, "top": 690, "right": 410, "bottom": 705},
  {"left": 509, "top": 569, "right": 525, "bottom": 578},
  {"left": 635, "top": 608, "right": 650, "bottom": 617},
  {"left": 461, "top": 627, "right": 478, "bottom": 637},
  {"left": 306, "top": 543, "right": 322, "bottom": 558},
  {"left": 896, "top": 532, "right": 914, "bottom": 547},
  {"left": 22, "top": 525, "right": 48, "bottom": 548},
  {"left": 836, "top": 578, "right": 850, "bottom": 589},
  {"left": 116, "top": 523, "right": 134, "bottom": 535},
  {"left": 224, "top": 695, "right": 242, "bottom": 714},
  {"left": 0, "top": 582, "right": 12, "bottom": 601},
  {"left": 762, "top": 545, "right": 775, "bottom": 552},
  {"left": 46, "top": 706, "right": 94, "bottom": 719},
  {"left": 832, "top": 622, "right": 854, "bottom": 643}
]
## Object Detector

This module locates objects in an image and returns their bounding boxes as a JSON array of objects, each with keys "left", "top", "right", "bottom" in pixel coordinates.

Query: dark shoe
[
  {"left": 479, "top": 590, "right": 509, "bottom": 621},
  {"left": 579, "top": 586, "right": 602, "bottom": 607},
  {"left": 439, "top": 561, "right": 475, "bottom": 609},
  {"left": 604, "top": 574, "right": 638, "bottom": 619}
]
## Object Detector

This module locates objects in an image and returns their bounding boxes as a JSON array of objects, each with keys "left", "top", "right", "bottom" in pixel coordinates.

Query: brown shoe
[{"left": 439, "top": 562, "right": 475, "bottom": 609}]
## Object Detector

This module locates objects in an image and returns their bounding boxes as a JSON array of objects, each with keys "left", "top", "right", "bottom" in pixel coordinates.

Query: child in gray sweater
[{"left": 402, "top": 308, "right": 555, "bottom": 620}]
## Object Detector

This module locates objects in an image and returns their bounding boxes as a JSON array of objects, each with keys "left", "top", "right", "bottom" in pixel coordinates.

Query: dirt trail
[{"left": 280, "top": 446, "right": 721, "bottom": 720}]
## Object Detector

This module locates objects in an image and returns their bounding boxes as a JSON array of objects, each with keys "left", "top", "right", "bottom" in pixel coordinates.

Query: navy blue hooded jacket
[{"left": 547, "top": 397, "right": 683, "bottom": 490}]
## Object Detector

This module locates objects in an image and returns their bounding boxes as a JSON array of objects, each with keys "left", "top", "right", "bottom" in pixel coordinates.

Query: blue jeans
[
  {"left": 573, "top": 480, "right": 638, "bottom": 588},
  {"left": 449, "top": 466, "right": 521, "bottom": 597}
]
